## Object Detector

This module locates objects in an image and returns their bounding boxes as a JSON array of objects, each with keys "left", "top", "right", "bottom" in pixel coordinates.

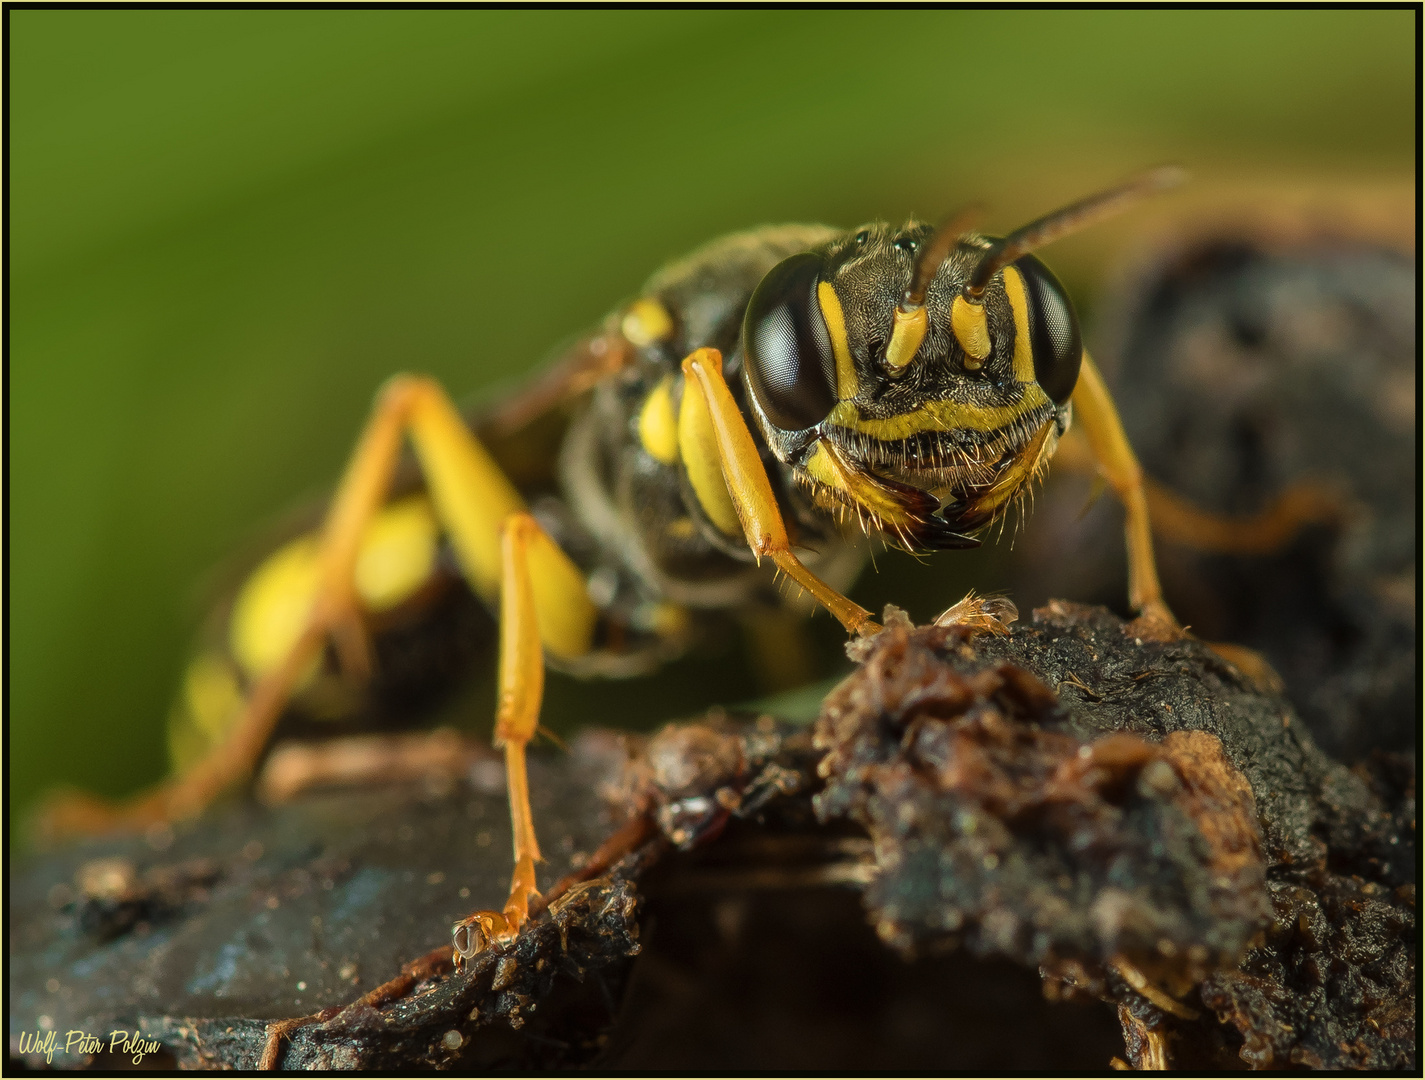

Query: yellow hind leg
[{"left": 40, "top": 375, "right": 595, "bottom": 837}]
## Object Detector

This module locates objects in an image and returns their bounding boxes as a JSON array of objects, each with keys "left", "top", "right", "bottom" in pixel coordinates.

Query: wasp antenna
[
  {"left": 964, "top": 165, "right": 1186, "bottom": 298},
  {"left": 885, "top": 203, "right": 983, "bottom": 369},
  {"left": 905, "top": 204, "right": 985, "bottom": 310}
]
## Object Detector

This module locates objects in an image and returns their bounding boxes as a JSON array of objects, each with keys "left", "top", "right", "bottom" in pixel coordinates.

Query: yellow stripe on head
[
  {"left": 816, "top": 281, "right": 859, "bottom": 399},
  {"left": 1000, "top": 265, "right": 1037, "bottom": 386},
  {"left": 826, "top": 382, "right": 1051, "bottom": 441}
]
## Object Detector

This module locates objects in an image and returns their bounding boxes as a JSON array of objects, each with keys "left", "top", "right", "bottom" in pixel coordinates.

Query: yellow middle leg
[
  {"left": 452, "top": 512, "right": 583, "bottom": 963},
  {"left": 1052, "top": 418, "right": 1344, "bottom": 556},
  {"left": 291, "top": 383, "right": 599, "bottom": 947}
]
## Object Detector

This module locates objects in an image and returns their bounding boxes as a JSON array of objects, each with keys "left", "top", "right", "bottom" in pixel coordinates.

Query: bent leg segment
[
  {"left": 45, "top": 374, "right": 594, "bottom": 836},
  {"left": 1070, "top": 351, "right": 1174, "bottom": 626},
  {"left": 453, "top": 511, "right": 590, "bottom": 964},
  {"left": 679, "top": 349, "right": 877, "bottom": 636}
]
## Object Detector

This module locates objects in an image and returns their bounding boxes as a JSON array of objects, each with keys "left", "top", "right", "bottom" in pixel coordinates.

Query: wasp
[{"left": 50, "top": 166, "right": 1300, "bottom": 977}]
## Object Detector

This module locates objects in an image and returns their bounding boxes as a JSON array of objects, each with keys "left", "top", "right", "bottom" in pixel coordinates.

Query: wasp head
[
  {"left": 737, "top": 169, "right": 1181, "bottom": 552},
  {"left": 738, "top": 219, "right": 1078, "bottom": 551}
]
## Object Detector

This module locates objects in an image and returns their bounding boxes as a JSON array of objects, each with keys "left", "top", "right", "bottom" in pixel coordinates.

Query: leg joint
[
  {"left": 376, "top": 373, "right": 440, "bottom": 412},
  {"left": 500, "top": 510, "right": 541, "bottom": 543}
]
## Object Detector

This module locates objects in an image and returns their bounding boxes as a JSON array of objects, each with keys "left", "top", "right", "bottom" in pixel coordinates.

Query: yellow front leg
[
  {"left": 679, "top": 348, "right": 877, "bottom": 637},
  {"left": 1068, "top": 353, "right": 1283, "bottom": 686},
  {"left": 1070, "top": 350, "right": 1175, "bottom": 629}
]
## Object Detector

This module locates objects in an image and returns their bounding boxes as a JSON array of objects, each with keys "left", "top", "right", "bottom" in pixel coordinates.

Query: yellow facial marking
[
  {"left": 803, "top": 440, "right": 919, "bottom": 528},
  {"left": 621, "top": 297, "right": 675, "bottom": 348},
  {"left": 638, "top": 375, "right": 680, "bottom": 465},
  {"left": 884, "top": 305, "right": 928, "bottom": 370},
  {"left": 816, "top": 281, "right": 859, "bottom": 398},
  {"left": 677, "top": 364, "right": 742, "bottom": 537},
  {"left": 1000, "top": 265, "right": 1037, "bottom": 385},
  {"left": 951, "top": 295, "right": 992, "bottom": 367},
  {"left": 826, "top": 382, "right": 1051, "bottom": 441}
]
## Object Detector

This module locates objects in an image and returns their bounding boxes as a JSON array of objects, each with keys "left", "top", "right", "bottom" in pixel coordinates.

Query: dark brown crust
[
  {"left": 11, "top": 602, "right": 1413, "bottom": 1069},
  {"left": 813, "top": 602, "right": 1414, "bottom": 1069}
]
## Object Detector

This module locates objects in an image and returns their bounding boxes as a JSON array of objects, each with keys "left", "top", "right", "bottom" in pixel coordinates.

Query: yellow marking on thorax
[
  {"left": 621, "top": 297, "right": 675, "bottom": 348},
  {"left": 677, "top": 364, "right": 742, "bottom": 537},
  {"left": 803, "top": 440, "right": 919, "bottom": 529},
  {"left": 826, "top": 382, "right": 1051, "bottom": 441},
  {"left": 951, "top": 295, "right": 991, "bottom": 366},
  {"left": 638, "top": 375, "right": 680, "bottom": 465},
  {"left": 665, "top": 517, "right": 697, "bottom": 540},
  {"left": 816, "top": 281, "right": 859, "bottom": 397},
  {"left": 231, "top": 495, "right": 440, "bottom": 679},
  {"left": 1000, "top": 265, "right": 1037, "bottom": 385}
]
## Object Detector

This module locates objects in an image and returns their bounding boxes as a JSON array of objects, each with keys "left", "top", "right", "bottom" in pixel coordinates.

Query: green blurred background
[{"left": 10, "top": 9, "right": 1415, "bottom": 828}]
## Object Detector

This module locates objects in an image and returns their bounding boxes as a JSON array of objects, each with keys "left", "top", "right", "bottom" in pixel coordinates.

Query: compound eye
[
  {"left": 1015, "top": 254, "right": 1082, "bottom": 405},
  {"left": 741, "top": 253, "right": 837, "bottom": 432}
]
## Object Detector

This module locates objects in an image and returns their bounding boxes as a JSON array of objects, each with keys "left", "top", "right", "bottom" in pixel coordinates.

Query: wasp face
[{"left": 740, "top": 222, "right": 1081, "bottom": 551}]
